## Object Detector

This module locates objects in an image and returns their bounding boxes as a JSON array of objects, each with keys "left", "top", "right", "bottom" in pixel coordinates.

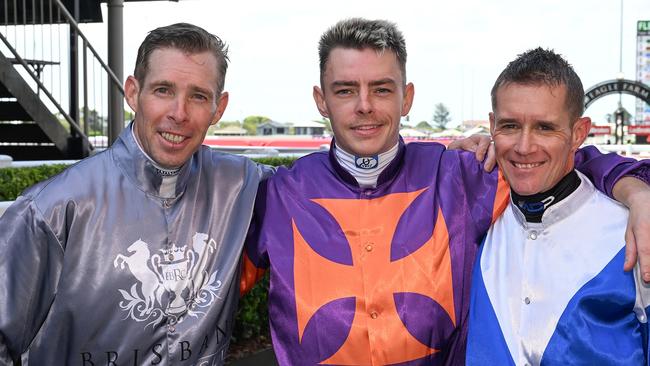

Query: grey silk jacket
[{"left": 0, "top": 124, "right": 271, "bottom": 365}]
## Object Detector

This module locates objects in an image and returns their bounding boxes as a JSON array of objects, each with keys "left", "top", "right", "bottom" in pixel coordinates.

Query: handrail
[
  {"left": 52, "top": 0, "right": 124, "bottom": 95},
  {"left": 0, "top": 0, "right": 126, "bottom": 153},
  {"left": 0, "top": 31, "right": 90, "bottom": 146}
]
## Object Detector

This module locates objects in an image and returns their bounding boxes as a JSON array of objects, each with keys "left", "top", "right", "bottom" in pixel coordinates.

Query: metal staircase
[{"left": 0, "top": 0, "right": 123, "bottom": 160}]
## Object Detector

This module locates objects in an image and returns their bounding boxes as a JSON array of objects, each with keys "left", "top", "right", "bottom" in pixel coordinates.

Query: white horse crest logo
[{"left": 114, "top": 233, "right": 223, "bottom": 327}]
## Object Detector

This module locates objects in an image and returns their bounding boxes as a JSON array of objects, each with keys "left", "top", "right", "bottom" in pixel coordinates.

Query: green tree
[
  {"left": 432, "top": 103, "right": 451, "bottom": 130},
  {"left": 207, "top": 120, "right": 242, "bottom": 135},
  {"left": 242, "top": 115, "right": 271, "bottom": 135},
  {"left": 124, "top": 109, "right": 134, "bottom": 122},
  {"left": 416, "top": 121, "right": 433, "bottom": 130},
  {"left": 219, "top": 120, "right": 242, "bottom": 128},
  {"left": 315, "top": 117, "right": 332, "bottom": 134},
  {"left": 85, "top": 109, "right": 106, "bottom": 136}
]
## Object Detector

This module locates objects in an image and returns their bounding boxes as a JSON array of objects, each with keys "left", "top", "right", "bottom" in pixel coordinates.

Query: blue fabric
[
  {"left": 542, "top": 248, "right": 648, "bottom": 366},
  {"left": 466, "top": 239, "right": 515, "bottom": 366},
  {"left": 469, "top": 246, "right": 649, "bottom": 365}
]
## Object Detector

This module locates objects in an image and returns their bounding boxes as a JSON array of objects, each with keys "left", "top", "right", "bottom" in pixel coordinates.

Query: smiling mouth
[
  {"left": 512, "top": 161, "right": 543, "bottom": 169},
  {"left": 352, "top": 124, "right": 381, "bottom": 131},
  {"left": 161, "top": 132, "right": 186, "bottom": 144}
]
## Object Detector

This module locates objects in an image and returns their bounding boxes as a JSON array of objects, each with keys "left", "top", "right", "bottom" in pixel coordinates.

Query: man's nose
[
  {"left": 514, "top": 129, "right": 537, "bottom": 155},
  {"left": 355, "top": 91, "right": 373, "bottom": 115},
  {"left": 169, "top": 96, "right": 189, "bottom": 123}
]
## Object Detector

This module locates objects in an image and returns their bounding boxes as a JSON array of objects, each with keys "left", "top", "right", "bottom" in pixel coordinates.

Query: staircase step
[
  {"left": 0, "top": 83, "right": 12, "bottom": 98},
  {"left": 0, "top": 145, "right": 66, "bottom": 161},
  {"left": 0, "top": 123, "right": 53, "bottom": 143},
  {"left": 0, "top": 102, "right": 31, "bottom": 121},
  {"left": 0, "top": 39, "right": 90, "bottom": 159}
]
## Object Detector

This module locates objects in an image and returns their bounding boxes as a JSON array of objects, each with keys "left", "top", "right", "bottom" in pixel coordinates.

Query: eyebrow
[
  {"left": 369, "top": 78, "right": 397, "bottom": 87},
  {"left": 330, "top": 78, "right": 397, "bottom": 88},
  {"left": 149, "top": 80, "right": 214, "bottom": 97},
  {"left": 189, "top": 85, "right": 214, "bottom": 97},
  {"left": 496, "top": 117, "right": 559, "bottom": 126},
  {"left": 495, "top": 118, "right": 518, "bottom": 125},
  {"left": 331, "top": 80, "right": 359, "bottom": 88},
  {"left": 149, "top": 80, "right": 174, "bottom": 89}
]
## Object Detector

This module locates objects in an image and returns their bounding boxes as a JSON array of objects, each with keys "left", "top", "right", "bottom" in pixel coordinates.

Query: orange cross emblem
[{"left": 293, "top": 188, "right": 456, "bottom": 365}]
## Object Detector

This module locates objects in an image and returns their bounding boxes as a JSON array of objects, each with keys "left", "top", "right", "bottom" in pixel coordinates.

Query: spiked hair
[
  {"left": 491, "top": 47, "right": 585, "bottom": 121},
  {"left": 318, "top": 18, "right": 407, "bottom": 86}
]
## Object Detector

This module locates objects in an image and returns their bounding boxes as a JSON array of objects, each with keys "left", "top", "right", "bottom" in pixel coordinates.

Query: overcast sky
[{"left": 80, "top": 0, "right": 650, "bottom": 126}]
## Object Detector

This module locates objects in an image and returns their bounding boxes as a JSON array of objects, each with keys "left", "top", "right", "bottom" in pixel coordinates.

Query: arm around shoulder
[{"left": 574, "top": 145, "right": 650, "bottom": 197}]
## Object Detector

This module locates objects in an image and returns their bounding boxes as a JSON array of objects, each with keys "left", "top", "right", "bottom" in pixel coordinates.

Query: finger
[
  {"left": 635, "top": 232, "right": 650, "bottom": 283},
  {"left": 475, "top": 137, "right": 491, "bottom": 162},
  {"left": 448, "top": 138, "right": 477, "bottom": 152},
  {"left": 623, "top": 224, "right": 637, "bottom": 271},
  {"left": 483, "top": 143, "right": 497, "bottom": 172}
]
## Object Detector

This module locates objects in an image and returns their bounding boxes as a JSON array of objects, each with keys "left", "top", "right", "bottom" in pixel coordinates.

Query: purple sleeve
[
  {"left": 243, "top": 178, "right": 270, "bottom": 270},
  {"left": 444, "top": 150, "right": 505, "bottom": 234},
  {"left": 575, "top": 145, "right": 650, "bottom": 198}
]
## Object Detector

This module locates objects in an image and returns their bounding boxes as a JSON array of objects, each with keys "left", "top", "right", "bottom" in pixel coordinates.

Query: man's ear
[
  {"left": 124, "top": 76, "right": 140, "bottom": 113},
  {"left": 571, "top": 116, "right": 592, "bottom": 150},
  {"left": 401, "top": 82, "right": 415, "bottom": 116},
  {"left": 313, "top": 86, "right": 329, "bottom": 118},
  {"left": 211, "top": 92, "right": 229, "bottom": 126}
]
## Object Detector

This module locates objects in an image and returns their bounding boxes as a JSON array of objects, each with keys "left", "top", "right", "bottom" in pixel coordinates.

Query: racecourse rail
[{"left": 1, "top": 144, "right": 649, "bottom": 218}]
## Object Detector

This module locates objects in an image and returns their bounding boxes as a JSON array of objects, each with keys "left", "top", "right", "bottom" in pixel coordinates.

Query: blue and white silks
[{"left": 467, "top": 171, "right": 650, "bottom": 365}]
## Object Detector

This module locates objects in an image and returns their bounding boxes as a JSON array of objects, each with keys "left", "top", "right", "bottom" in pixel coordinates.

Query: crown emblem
[{"left": 160, "top": 243, "right": 187, "bottom": 262}]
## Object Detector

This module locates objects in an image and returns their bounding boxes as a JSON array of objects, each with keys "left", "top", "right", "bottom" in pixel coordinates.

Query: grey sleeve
[
  {"left": 0, "top": 197, "right": 63, "bottom": 364},
  {"left": 255, "top": 162, "right": 277, "bottom": 181}
]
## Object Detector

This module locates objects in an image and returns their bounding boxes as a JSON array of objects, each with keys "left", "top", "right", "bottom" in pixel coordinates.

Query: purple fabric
[
  {"left": 247, "top": 142, "right": 500, "bottom": 365},
  {"left": 300, "top": 297, "right": 356, "bottom": 363},
  {"left": 243, "top": 142, "right": 640, "bottom": 365},
  {"left": 393, "top": 292, "right": 456, "bottom": 349},
  {"left": 574, "top": 145, "right": 650, "bottom": 197},
  {"left": 391, "top": 187, "right": 437, "bottom": 262}
]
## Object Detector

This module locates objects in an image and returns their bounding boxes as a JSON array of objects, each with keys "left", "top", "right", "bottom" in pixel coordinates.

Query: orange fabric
[
  {"left": 492, "top": 170, "right": 511, "bottom": 224},
  {"left": 293, "top": 189, "right": 455, "bottom": 365},
  {"left": 240, "top": 253, "right": 267, "bottom": 296}
]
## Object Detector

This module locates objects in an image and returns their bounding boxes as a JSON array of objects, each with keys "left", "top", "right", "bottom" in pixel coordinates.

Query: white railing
[
  {"left": 596, "top": 144, "right": 650, "bottom": 158},
  {"left": 1, "top": 143, "right": 648, "bottom": 219},
  {"left": 0, "top": 201, "right": 11, "bottom": 218}
]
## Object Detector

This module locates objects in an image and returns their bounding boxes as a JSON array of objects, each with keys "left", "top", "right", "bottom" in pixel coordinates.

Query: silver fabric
[{"left": 0, "top": 123, "right": 272, "bottom": 365}]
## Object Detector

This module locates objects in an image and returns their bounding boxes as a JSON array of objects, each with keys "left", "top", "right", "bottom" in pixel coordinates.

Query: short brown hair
[
  {"left": 134, "top": 23, "right": 229, "bottom": 94},
  {"left": 491, "top": 47, "right": 584, "bottom": 121},
  {"left": 318, "top": 18, "right": 407, "bottom": 86}
]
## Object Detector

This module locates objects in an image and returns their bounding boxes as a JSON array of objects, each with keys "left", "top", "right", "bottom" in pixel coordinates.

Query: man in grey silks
[{"left": 0, "top": 23, "right": 270, "bottom": 365}]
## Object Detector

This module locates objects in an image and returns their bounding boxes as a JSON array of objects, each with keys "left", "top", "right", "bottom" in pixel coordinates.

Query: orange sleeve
[
  {"left": 240, "top": 253, "right": 267, "bottom": 296},
  {"left": 491, "top": 170, "right": 510, "bottom": 224}
]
